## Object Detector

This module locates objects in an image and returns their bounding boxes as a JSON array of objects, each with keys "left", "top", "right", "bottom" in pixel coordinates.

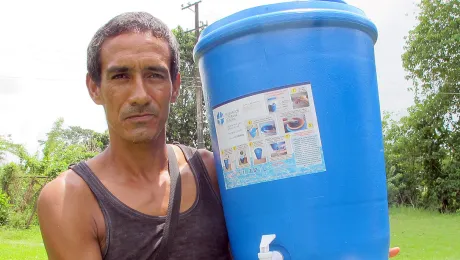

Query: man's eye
[
  {"left": 112, "top": 74, "right": 128, "bottom": 79},
  {"left": 148, "top": 73, "right": 164, "bottom": 79}
]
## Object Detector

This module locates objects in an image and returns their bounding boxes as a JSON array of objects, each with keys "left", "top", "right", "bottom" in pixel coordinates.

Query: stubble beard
[{"left": 129, "top": 121, "right": 166, "bottom": 144}]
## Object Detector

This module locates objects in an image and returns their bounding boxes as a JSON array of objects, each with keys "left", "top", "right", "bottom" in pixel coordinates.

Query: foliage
[
  {"left": 1, "top": 163, "right": 22, "bottom": 196},
  {"left": 0, "top": 118, "right": 108, "bottom": 228},
  {"left": 384, "top": 94, "right": 460, "bottom": 212},
  {"left": 167, "top": 26, "right": 211, "bottom": 149},
  {"left": 0, "top": 162, "right": 47, "bottom": 228},
  {"left": 60, "top": 126, "right": 109, "bottom": 153},
  {"left": 0, "top": 135, "right": 12, "bottom": 163},
  {"left": 0, "top": 191, "right": 11, "bottom": 225},
  {"left": 384, "top": 0, "right": 460, "bottom": 213},
  {"left": 36, "top": 118, "right": 99, "bottom": 178},
  {"left": 402, "top": 0, "right": 460, "bottom": 100},
  {"left": 5, "top": 118, "right": 107, "bottom": 179},
  {"left": 382, "top": 95, "right": 452, "bottom": 210}
]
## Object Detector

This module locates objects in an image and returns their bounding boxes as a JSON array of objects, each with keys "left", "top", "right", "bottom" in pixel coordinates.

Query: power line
[
  {"left": 439, "top": 92, "right": 460, "bottom": 95},
  {"left": 0, "top": 75, "right": 80, "bottom": 82}
]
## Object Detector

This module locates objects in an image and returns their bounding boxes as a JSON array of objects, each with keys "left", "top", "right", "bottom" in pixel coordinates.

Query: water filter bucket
[{"left": 194, "top": 0, "right": 390, "bottom": 259}]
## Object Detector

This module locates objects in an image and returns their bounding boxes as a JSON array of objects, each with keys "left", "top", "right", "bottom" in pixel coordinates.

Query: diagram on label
[{"left": 213, "top": 83, "right": 326, "bottom": 189}]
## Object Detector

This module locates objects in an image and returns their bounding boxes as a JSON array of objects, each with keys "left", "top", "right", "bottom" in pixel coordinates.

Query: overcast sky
[{"left": 0, "top": 0, "right": 420, "bottom": 154}]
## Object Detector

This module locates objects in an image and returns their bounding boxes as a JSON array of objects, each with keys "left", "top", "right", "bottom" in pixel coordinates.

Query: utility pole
[{"left": 181, "top": 1, "right": 206, "bottom": 149}]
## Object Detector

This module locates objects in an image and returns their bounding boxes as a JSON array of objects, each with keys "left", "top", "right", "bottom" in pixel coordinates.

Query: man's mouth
[{"left": 125, "top": 113, "right": 155, "bottom": 121}]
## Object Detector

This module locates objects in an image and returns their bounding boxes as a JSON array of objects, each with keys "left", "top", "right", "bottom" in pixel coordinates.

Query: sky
[{"left": 0, "top": 0, "right": 420, "bottom": 154}]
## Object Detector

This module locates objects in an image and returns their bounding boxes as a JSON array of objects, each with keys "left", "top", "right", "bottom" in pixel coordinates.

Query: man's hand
[{"left": 389, "top": 247, "right": 400, "bottom": 258}]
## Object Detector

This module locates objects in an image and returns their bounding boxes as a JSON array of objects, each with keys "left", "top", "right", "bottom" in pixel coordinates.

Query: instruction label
[{"left": 213, "top": 83, "right": 326, "bottom": 189}]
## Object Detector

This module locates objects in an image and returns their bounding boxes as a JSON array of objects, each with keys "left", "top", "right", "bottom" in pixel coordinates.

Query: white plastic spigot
[
  {"left": 258, "top": 234, "right": 277, "bottom": 260},
  {"left": 260, "top": 234, "right": 276, "bottom": 253}
]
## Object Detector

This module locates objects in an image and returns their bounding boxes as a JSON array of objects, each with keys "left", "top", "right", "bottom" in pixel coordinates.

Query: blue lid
[{"left": 194, "top": 0, "right": 378, "bottom": 60}]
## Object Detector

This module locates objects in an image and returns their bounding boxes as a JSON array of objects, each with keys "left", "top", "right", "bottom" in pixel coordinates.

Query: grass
[
  {"left": 0, "top": 207, "right": 459, "bottom": 259},
  {"left": 0, "top": 226, "right": 47, "bottom": 260},
  {"left": 389, "top": 207, "right": 460, "bottom": 260}
]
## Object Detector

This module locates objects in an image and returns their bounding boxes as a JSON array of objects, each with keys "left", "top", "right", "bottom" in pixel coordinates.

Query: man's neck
[{"left": 103, "top": 131, "right": 169, "bottom": 180}]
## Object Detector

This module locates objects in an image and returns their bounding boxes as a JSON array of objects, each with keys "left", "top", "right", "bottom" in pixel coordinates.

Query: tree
[
  {"left": 402, "top": 0, "right": 459, "bottom": 100},
  {"left": 402, "top": 0, "right": 459, "bottom": 137},
  {"left": 61, "top": 126, "right": 109, "bottom": 153},
  {"left": 384, "top": 0, "right": 460, "bottom": 212},
  {"left": 0, "top": 135, "right": 11, "bottom": 163},
  {"left": 38, "top": 118, "right": 99, "bottom": 178},
  {"left": 0, "top": 118, "right": 107, "bottom": 178},
  {"left": 0, "top": 118, "right": 108, "bottom": 227},
  {"left": 383, "top": 112, "right": 423, "bottom": 208},
  {"left": 383, "top": 94, "right": 454, "bottom": 210},
  {"left": 167, "top": 26, "right": 211, "bottom": 149}
]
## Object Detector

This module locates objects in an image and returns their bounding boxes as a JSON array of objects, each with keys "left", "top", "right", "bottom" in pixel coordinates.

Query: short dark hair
[{"left": 87, "top": 12, "right": 180, "bottom": 85}]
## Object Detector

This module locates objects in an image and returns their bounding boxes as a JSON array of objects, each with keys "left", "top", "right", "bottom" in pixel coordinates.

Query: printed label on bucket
[{"left": 213, "top": 83, "right": 327, "bottom": 189}]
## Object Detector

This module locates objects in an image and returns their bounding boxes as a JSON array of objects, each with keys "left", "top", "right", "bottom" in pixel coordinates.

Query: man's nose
[{"left": 129, "top": 76, "right": 151, "bottom": 106}]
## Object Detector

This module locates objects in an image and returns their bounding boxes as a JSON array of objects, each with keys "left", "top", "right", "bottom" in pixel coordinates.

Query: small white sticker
[{"left": 213, "top": 83, "right": 326, "bottom": 189}]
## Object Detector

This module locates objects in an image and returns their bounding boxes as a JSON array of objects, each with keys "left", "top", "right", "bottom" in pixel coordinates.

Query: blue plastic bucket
[{"left": 194, "top": 0, "right": 390, "bottom": 259}]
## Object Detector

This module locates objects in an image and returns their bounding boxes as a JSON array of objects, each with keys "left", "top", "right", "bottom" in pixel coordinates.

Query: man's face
[{"left": 87, "top": 32, "right": 180, "bottom": 143}]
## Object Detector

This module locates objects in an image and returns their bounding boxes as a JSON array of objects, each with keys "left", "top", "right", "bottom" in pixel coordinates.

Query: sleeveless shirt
[{"left": 70, "top": 145, "right": 231, "bottom": 260}]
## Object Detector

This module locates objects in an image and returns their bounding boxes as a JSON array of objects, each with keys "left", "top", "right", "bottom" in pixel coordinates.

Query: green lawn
[
  {"left": 389, "top": 207, "right": 460, "bottom": 260},
  {"left": 0, "top": 226, "right": 47, "bottom": 260},
  {"left": 0, "top": 207, "right": 459, "bottom": 259}
]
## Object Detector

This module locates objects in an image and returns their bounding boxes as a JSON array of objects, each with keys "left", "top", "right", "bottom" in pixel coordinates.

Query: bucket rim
[{"left": 193, "top": 1, "right": 378, "bottom": 60}]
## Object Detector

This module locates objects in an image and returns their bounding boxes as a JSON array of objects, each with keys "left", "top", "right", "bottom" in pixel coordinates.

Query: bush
[
  {"left": 7, "top": 209, "right": 37, "bottom": 229},
  {"left": 0, "top": 162, "right": 44, "bottom": 228},
  {"left": 0, "top": 191, "right": 11, "bottom": 225}
]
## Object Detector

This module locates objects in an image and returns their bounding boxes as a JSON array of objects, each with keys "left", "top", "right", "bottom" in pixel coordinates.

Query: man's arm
[
  {"left": 198, "top": 149, "right": 220, "bottom": 197},
  {"left": 198, "top": 149, "right": 235, "bottom": 258},
  {"left": 37, "top": 170, "right": 103, "bottom": 260}
]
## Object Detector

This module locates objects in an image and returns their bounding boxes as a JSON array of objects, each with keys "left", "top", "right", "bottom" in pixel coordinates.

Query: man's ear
[
  {"left": 86, "top": 73, "right": 103, "bottom": 105},
  {"left": 171, "top": 73, "right": 181, "bottom": 103}
]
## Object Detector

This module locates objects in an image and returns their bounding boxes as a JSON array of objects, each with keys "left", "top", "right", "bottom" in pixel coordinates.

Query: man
[{"left": 37, "top": 12, "right": 400, "bottom": 259}]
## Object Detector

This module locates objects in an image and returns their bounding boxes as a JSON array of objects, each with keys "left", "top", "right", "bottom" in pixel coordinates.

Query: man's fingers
[{"left": 389, "top": 247, "right": 400, "bottom": 258}]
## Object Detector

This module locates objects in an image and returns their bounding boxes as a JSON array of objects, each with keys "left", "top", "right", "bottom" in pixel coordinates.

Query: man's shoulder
[
  {"left": 175, "top": 144, "right": 214, "bottom": 167},
  {"left": 171, "top": 143, "right": 220, "bottom": 195},
  {"left": 37, "top": 167, "right": 103, "bottom": 260},
  {"left": 170, "top": 143, "right": 214, "bottom": 161},
  {"left": 38, "top": 168, "right": 93, "bottom": 211},
  {"left": 196, "top": 149, "right": 221, "bottom": 196},
  {"left": 197, "top": 148, "right": 214, "bottom": 165}
]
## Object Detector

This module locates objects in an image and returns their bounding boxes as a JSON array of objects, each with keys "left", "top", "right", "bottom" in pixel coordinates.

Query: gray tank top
[{"left": 70, "top": 145, "right": 231, "bottom": 260}]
